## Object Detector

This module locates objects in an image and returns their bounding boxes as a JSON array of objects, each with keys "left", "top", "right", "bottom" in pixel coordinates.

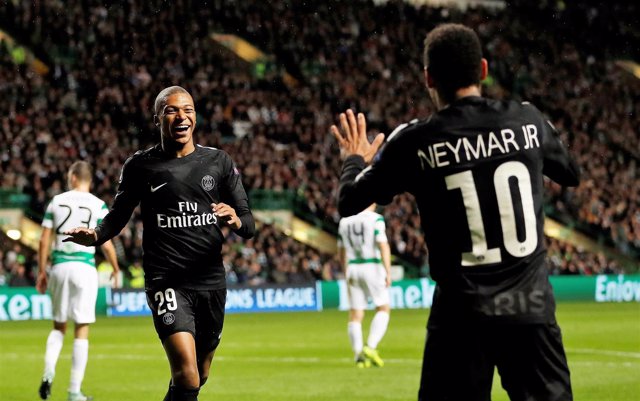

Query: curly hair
[{"left": 423, "top": 24, "right": 483, "bottom": 103}]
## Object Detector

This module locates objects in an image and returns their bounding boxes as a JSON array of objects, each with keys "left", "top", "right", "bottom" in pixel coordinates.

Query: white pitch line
[
  {"left": 0, "top": 352, "right": 418, "bottom": 364},
  {"left": 48, "top": 342, "right": 640, "bottom": 359},
  {"left": 570, "top": 361, "right": 639, "bottom": 368},
  {"left": 2, "top": 352, "right": 639, "bottom": 368},
  {"left": 566, "top": 348, "right": 640, "bottom": 359}
]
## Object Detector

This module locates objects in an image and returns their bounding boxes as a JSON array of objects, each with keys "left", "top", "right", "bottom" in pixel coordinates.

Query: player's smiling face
[{"left": 158, "top": 92, "right": 196, "bottom": 148}]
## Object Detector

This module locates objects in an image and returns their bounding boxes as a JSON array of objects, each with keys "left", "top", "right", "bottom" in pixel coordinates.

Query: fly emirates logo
[{"left": 157, "top": 201, "right": 218, "bottom": 228}]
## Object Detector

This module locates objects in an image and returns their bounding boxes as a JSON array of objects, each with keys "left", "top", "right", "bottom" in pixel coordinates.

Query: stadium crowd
[
  {"left": 0, "top": 229, "right": 623, "bottom": 288},
  {"left": 0, "top": 0, "right": 638, "bottom": 287}
]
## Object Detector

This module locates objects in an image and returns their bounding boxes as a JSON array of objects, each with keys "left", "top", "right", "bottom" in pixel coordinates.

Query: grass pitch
[{"left": 1, "top": 302, "right": 638, "bottom": 401}]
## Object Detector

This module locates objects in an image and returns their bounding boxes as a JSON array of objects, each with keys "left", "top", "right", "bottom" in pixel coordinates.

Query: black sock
[
  {"left": 170, "top": 385, "right": 200, "bottom": 401},
  {"left": 162, "top": 380, "right": 172, "bottom": 401}
]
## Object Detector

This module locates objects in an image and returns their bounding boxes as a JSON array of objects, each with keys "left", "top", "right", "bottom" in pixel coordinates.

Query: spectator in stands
[{"left": 8, "top": 263, "right": 32, "bottom": 287}]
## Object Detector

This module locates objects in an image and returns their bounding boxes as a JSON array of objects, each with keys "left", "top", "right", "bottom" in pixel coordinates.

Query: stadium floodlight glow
[{"left": 6, "top": 229, "right": 21, "bottom": 240}]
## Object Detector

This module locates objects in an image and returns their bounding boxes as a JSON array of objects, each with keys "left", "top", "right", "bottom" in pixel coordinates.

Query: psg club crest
[
  {"left": 162, "top": 313, "right": 175, "bottom": 325},
  {"left": 201, "top": 175, "right": 215, "bottom": 191}
]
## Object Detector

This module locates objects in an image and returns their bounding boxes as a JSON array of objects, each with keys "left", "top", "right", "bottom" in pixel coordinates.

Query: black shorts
[
  {"left": 418, "top": 323, "right": 572, "bottom": 401},
  {"left": 146, "top": 287, "right": 226, "bottom": 356}
]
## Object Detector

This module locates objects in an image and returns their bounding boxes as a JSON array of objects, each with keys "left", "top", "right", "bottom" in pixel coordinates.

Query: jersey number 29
[
  {"left": 154, "top": 288, "right": 178, "bottom": 315},
  {"left": 445, "top": 161, "right": 538, "bottom": 266}
]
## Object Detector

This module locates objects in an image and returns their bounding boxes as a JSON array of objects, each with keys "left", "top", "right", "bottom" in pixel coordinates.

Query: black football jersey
[
  {"left": 338, "top": 96, "right": 580, "bottom": 326},
  {"left": 95, "top": 144, "right": 255, "bottom": 290}
]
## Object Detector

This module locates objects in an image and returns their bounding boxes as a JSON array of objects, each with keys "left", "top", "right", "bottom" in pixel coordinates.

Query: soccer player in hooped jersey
[
  {"left": 338, "top": 204, "right": 391, "bottom": 368},
  {"left": 332, "top": 24, "right": 580, "bottom": 401},
  {"left": 63, "top": 86, "right": 255, "bottom": 401},
  {"left": 37, "top": 161, "right": 121, "bottom": 401}
]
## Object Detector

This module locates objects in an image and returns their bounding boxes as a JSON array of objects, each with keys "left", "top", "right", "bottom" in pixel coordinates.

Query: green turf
[{"left": 1, "top": 302, "right": 638, "bottom": 401}]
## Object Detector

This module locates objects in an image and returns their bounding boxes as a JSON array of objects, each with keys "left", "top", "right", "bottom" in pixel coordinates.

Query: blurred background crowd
[{"left": 0, "top": 0, "right": 637, "bottom": 286}]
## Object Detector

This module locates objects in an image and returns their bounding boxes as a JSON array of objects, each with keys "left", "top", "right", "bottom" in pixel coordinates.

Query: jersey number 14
[{"left": 445, "top": 161, "right": 538, "bottom": 266}]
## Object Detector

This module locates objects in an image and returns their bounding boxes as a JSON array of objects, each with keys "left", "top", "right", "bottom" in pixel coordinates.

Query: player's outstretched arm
[
  {"left": 331, "top": 109, "right": 385, "bottom": 164},
  {"left": 332, "top": 109, "right": 394, "bottom": 217},
  {"left": 62, "top": 227, "right": 98, "bottom": 246}
]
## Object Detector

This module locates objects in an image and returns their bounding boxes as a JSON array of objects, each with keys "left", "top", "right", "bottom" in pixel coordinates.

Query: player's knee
[
  {"left": 349, "top": 309, "right": 365, "bottom": 322},
  {"left": 376, "top": 305, "right": 390, "bottom": 313},
  {"left": 172, "top": 366, "right": 200, "bottom": 388},
  {"left": 53, "top": 322, "right": 67, "bottom": 334},
  {"left": 196, "top": 354, "right": 215, "bottom": 387}
]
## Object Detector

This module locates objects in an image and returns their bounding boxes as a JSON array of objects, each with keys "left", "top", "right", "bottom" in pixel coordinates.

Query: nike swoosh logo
[{"left": 150, "top": 183, "right": 168, "bottom": 192}]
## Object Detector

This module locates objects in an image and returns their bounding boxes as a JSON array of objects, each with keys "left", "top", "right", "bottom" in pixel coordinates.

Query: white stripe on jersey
[{"left": 197, "top": 144, "right": 218, "bottom": 150}]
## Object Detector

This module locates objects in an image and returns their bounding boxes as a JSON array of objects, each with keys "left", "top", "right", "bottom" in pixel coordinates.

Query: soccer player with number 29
[{"left": 64, "top": 86, "right": 255, "bottom": 401}]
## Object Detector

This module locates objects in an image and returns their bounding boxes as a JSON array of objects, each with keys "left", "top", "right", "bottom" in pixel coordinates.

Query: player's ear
[{"left": 479, "top": 58, "right": 488, "bottom": 81}]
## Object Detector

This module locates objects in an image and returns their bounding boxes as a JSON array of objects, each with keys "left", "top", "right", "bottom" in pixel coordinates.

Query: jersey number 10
[{"left": 445, "top": 161, "right": 538, "bottom": 266}]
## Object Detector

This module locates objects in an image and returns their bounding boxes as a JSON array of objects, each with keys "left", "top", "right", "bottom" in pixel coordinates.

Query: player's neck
[
  {"left": 162, "top": 141, "right": 196, "bottom": 158},
  {"left": 72, "top": 184, "right": 91, "bottom": 192},
  {"left": 453, "top": 85, "right": 482, "bottom": 102},
  {"left": 433, "top": 85, "right": 482, "bottom": 111}
]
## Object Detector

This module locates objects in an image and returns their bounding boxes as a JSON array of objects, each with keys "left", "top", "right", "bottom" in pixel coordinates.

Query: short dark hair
[
  {"left": 69, "top": 161, "right": 93, "bottom": 183},
  {"left": 423, "top": 24, "right": 483, "bottom": 102},
  {"left": 154, "top": 86, "right": 191, "bottom": 115}
]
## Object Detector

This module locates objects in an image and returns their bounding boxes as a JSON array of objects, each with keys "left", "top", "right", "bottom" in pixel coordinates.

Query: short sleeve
[
  {"left": 96, "top": 202, "right": 109, "bottom": 225},
  {"left": 42, "top": 202, "right": 54, "bottom": 229},
  {"left": 374, "top": 216, "right": 388, "bottom": 243}
]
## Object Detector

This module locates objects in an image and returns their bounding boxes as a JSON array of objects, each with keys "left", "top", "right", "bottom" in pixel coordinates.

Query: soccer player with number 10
[{"left": 332, "top": 24, "right": 580, "bottom": 401}]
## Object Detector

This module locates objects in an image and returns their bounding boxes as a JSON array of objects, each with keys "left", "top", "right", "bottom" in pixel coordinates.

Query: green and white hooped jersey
[
  {"left": 338, "top": 210, "right": 388, "bottom": 265},
  {"left": 42, "top": 190, "right": 109, "bottom": 267}
]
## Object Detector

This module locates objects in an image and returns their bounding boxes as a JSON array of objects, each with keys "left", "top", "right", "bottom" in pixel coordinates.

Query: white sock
[
  {"left": 44, "top": 329, "right": 64, "bottom": 378},
  {"left": 367, "top": 311, "right": 390, "bottom": 349},
  {"left": 69, "top": 339, "right": 89, "bottom": 393},
  {"left": 347, "top": 321, "right": 363, "bottom": 359}
]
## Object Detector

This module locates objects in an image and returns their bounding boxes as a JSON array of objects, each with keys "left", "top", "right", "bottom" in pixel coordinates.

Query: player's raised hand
[
  {"left": 331, "top": 109, "right": 385, "bottom": 164},
  {"left": 212, "top": 202, "right": 242, "bottom": 230},
  {"left": 62, "top": 227, "right": 97, "bottom": 246}
]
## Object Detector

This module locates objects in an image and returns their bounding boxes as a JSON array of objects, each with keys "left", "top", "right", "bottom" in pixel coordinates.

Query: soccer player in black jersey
[
  {"left": 332, "top": 24, "right": 579, "bottom": 401},
  {"left": 64, "top": 86, "right": 255, "bottom": 401}
]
